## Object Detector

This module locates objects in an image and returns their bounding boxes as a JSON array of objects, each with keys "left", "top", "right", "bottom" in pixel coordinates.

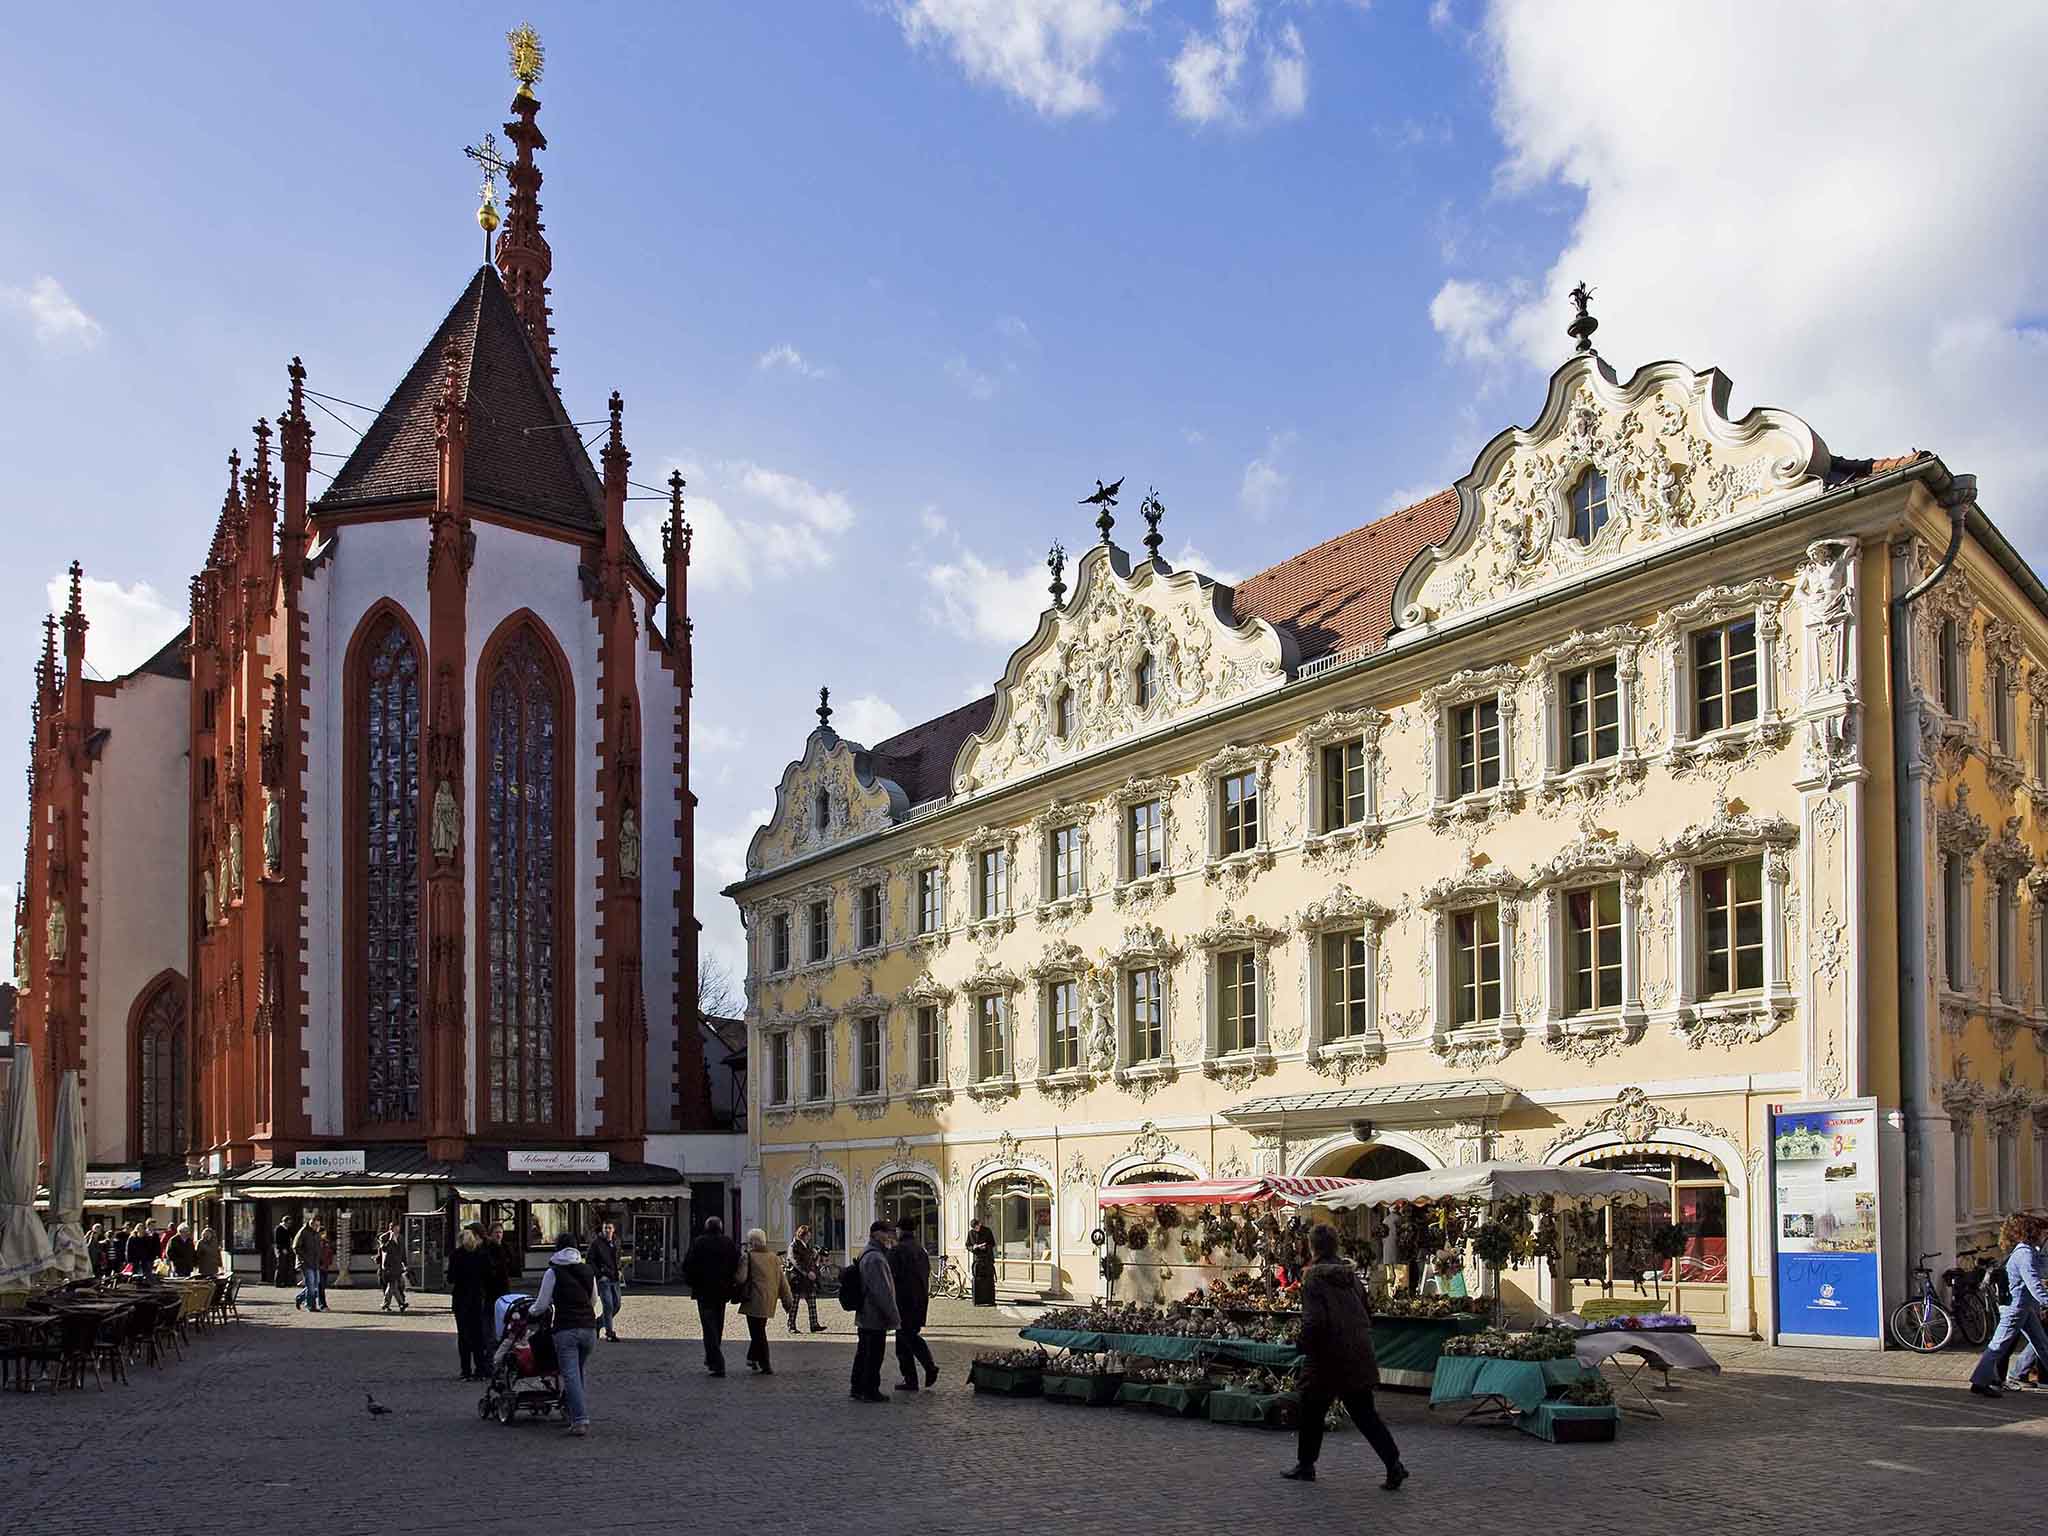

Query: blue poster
[{"left": 1770, "top": 1100, "right": 1883, "bottom": 1347}]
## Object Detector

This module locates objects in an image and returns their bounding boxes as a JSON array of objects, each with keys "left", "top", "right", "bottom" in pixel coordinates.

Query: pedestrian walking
[
  {"left": 849, "top": 1220, "right": 901, "bottom": 1403},
  {"left": 1971, "top": 1213, "right": 2048, "bottom": 1397},
  {"left": 530, "top": 1232, "right": 598, "bottom": 1437},
  {"left": 195, "top": 1226, "right": 223, "bottom": 1279},
  {"left": 738, "top": 1227, "right": 794, "bottom": 1376},
  {"left": 166, "top": 1222, "right": 198, "bottom": 1277},
  {"left": 1280, "top": 1224, "right": 1406, "bottom": 1490},
  {"left": 682, "top": 1217, "right": 741, "bottom": 1377},
  {"left": 967, "top": 1217, "right": 997, "bottom": 1306},
  {"left": 273, "top": 1214, "right": 297, "bottom": 1287},
  {"left": 86, "top": 1223, "right": 107, "bottom": 1280},
  {"left": 886, "top": 1220, "right": 939, "bottom": 1391},
  {"left": 587, "top": 1220, "right": 623, "bottom": 1341},
  {"left": 784, "top": 1224, "right": 826, "bottom": 1334},
  {"left": 125, "top": 1222, "right": 156, "bottom": 1275},
  {"left": 448, "top": 1225, "right": 493, "bottom": 1381},
  {"left": 292, "top": 1217, "right": 328, "bottom": 1312},
  {"left": 377, "top": 1226, "right": 410, "bottom": 1313},
  {"left": 483, "top": 1225, "right": 515, "bottom": 1302}
]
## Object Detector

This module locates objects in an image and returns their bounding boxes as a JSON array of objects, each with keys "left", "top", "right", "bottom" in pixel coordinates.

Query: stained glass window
[
  {"left": 485, "top": 626, "right": 561, "bottom": 1128},
  {"left": 362, "top": 616, "right": 421, "bottom": 1124},
  {"left": 137, "top": 980, "right": 186, "bottom": 1157}
]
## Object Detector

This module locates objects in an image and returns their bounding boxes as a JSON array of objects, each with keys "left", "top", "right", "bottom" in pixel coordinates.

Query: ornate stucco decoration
[
  {"left": 1390, "top": 359, "right": 1827, "bottom": 644},
  {"left": 968, "top": 1130, "right": 1053, "bottom": 1186},
  {"left": 1420, "top": 860, "right": 1525, "bottom": 912},
  {"left": 1027, "top": 940, "right": 1091, "bottom": 981},
  {"left": 1652, "top": 579, "right": 1796, "bottom": 776},
  {"left": 1985, "top": 1064, "right": 2033, "bottom": 1134},
  {"left": 1109, "top": 773, "right": 1180, "bottom": 909},
  {"left": 1190, "top": 907, "right": 1285, "bottom": 1083},
  {"left": 1190, "top": 908, "right": 1287, "bottom": 952},
  {"left": 1795, "top": 538, "right": 1864, "bottom": 790},
  {"left": 1657, "top": 800, "right": 1799, "bottom": 865},
  {"left": 1296, "top": 707, "right": 1390, "bottom": 870},
  {"left": 1543, "top": 1086, "right": 1735, "bottom": 1157},
  {"left": 1532, "top": 826, "right": 1649, "bottom": 887},
  {"left": 1939, "top": 1060, "right": 1985, "bottom": 1127},
  {"left": 1420, "top": 663, "right": 1528, "bottom": 829},
  {"left": 952, "top": 543, "right": 1296, "bottom": 797},
  {"left": 1199, "top": 742, "right": 1281, "bottom": 893},
  {"left": 1983, "top": 816, "right": 2033, "bottom": 886},
  {"left": 1935, "top": 785, "right": 1990, "bottom": 857},
  {"left": 960, "top": 823, "right": 1021, "bottom": 941},
  {"left": 1295, "top": 885, "right": 1396, "bottom": 1077},
  {"left": 1295, "top": 884, "right": 1397, "bottom": 935},
  {"left": 1030, "top": 799, "right": 1096, "bottom": 925},
  {"left": 747, "top": 726, "right": 907, "bottom": 876},
  {"left": 1530, "top": 624, "right": 1651, "bottom": 805}
]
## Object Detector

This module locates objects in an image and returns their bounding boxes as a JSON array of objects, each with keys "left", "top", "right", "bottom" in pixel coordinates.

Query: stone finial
[
  {"left": 817, "top": 686, "right": 832, "bottom": 730},
  {"left": 1047, "top": 541, "right": 1067, "bottom": 609},
  {"left": 1140, "top": 488, "right": 1164, "bottom": 561},
  {"left": 1567, "top": 281, "right": 1598, "bottom": 355}
]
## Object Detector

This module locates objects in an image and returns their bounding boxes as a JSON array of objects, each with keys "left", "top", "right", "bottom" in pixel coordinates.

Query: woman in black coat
[
  {"left": 967, "top": 1219, "right": 998, "bottom": 1307},
  {"left": 448, "top": 1227, "right": 494, "bottom": 1381},
  {"left": 1282, "top": 1224, "right": 1406, "bottom": 1490}
]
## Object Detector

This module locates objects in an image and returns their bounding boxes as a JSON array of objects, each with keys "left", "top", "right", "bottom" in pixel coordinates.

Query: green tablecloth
[
  {"left": 1429, "top": 1356, "right": 1591, "bottom": 1415},
  {"left": 1521, "top": 1400, "right": 1619, "bottom": 1442},
  {"left": 1019, "top": 1328, "right": 1298, "bottom": 1367},
  {"left": 1115, "top": 1380, "right": 1211, "bottom": 1416},
  {"left": 1207, "top": 1389, "right": 1297, "bottom": 1428},
  {"left": 1043, "top": 1371, "right": 1124, "bottom": 1405},
  {"left": 1371, "top": 1314, "right": 1490, "bottom": 1388}
]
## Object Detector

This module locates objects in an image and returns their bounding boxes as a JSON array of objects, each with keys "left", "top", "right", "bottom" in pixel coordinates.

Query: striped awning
[{"left": 1099, "top": 1176, "right": 1367, "bottom": 1208}]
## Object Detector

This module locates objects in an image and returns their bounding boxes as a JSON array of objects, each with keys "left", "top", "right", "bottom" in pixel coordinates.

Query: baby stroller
[{"left": 478, "top": 1296, "right": 564, "bottom": 1426}]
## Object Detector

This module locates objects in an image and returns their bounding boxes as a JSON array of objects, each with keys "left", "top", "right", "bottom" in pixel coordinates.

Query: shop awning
[
  {"left": 233, "top": 1183, "right": 409, "bottom": 1200},
  {"left": 1315, "top": 1162, "right": 1668, "bottom": 1211},
  {"left": 1223, "top": 1079, "right": 1516, "bottom": 1129},
  {"left": 1099, "top": 1176, "right": 1367, "bottom": 1208},
  {"left": 453, "top": 1183, "right": 687, "bottom": 1203}
]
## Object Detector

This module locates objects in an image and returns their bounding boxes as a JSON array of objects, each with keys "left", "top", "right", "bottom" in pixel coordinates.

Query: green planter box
[
  {"left": 969, "top": 1362, "right": 1044, "bottom": 1396},
  {"left": 1044, "top": 1371, "right": 1125, "bottom": 1406},
  {"left": 1521, "top": 1401, "right": 1619, "bottom": 1443},
  {"left": 1207, "top": 1389, "right": 1299, "bottom": 1429},
  {"left": 1116, "top": 1381, "right": 1212, "bottom": 1417}
]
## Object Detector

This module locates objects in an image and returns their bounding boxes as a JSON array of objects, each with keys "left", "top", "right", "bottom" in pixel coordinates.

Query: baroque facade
[{"left": 731, "top": 345, "right": 2048, "bottom": 1335}]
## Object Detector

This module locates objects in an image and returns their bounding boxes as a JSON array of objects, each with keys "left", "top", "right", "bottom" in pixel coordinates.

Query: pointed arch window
[
  {"left": 483, "top": 624, "right": 565, "bottom": 1130},
  {"left": 361, "top": 614, "right": 422, "bottom": 1124},
  {"left": 136, "top": 979, "right": 187, "bottom": 1158}
]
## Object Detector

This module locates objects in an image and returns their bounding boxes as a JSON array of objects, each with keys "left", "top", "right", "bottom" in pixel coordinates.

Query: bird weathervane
[
  {"left": 1080, "top": 477, "right": 1123, "bottom": 546},
  {"left": 508, "top": 23, "right": 545, "bottom": 97},
  {"left": 1567, "top": 281, "right": 1599, "bottom": 355}
]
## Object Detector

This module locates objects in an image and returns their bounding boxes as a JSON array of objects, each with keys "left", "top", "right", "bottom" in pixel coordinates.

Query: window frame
[
  {"left": 1044, "top": 977, "right": 1081, "bottom": 1075},
  {"left": 1568, "top": 466, "right": 1611, "bottom": 545},
  {"left": 1126, "top": 965, "right": 1165, "bottom": 1066},
  {"left": 804, "top": 895, "right": 830, "bottom": 965},
  {"left": 1047, "top": 821, "right": 1084, "bottom": 902},
  {"left": 1321, "top": 739, "right": 1369, "bottom": 832},
  {"left": 1215, "top": 948, "right": 1260, "bottom": 1056},
  {"left": 769, "top": 910, "right": 792, "bottom": 973},
  {"left": 914, "top": 1003, "right": 943, "bottom": 1090},
  {"left": 1451, "top": 698, "right": 1502, "bottom": 798},
  {"left": 973, "top": 991, "right": 1010, "bottom": 1084},
  {"left": 1697, "top": 858, "right": 1766, "bottom": 1000},
  {"left": 975, "top": 845, "right": 1009, "bottom": 921},
  {"left": 1424, "top": 667, "right": 1521, "bottom": 818},
  {"left": 1218, "top": 769, "right": 1261, "bottom": 857},
  {"left": 855, "top": 1015, "right": 884, "bottom": 1099},
  {"left": 767, "top": 1029, "right": 792, "bottom": 1107},
  {"left": 1134, "top": 652, "right": 1157, "bottom": 711},
  {"left": 1126, "top": 797, "right": 1164, "bottom": 880},
  {"left": 1449, "top": 904, "right": 1504, "bottom": 1028},
  {"left": 804, "top": 1021, "right": 832, "bottom": 1103},
  {"left": 1563, "top": 881, "right": 1625, "bottom": 1017},
  {"left": 1691, "top": 617, "right": 1761, "bottom": 738},
  {"left": 857, "top": 880, "right": 884, "bottom": 952},
  {"left": 1657, "top": 582, "right": 1789, "bottom": 764},
  {"left": 914, "top": 864, "right": 944, "bottom": 937}
]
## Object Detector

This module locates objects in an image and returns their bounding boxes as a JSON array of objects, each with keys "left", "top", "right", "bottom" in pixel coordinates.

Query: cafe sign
[
  {"left": 507, "top": 1150, "right": 610, "bottom": 1174},
  {"left": 85, "top": 1169, "right": 143, "bottom": 1192},
  {"left": 296, "top": 1149, "right": 367, "bottom": 1174}
]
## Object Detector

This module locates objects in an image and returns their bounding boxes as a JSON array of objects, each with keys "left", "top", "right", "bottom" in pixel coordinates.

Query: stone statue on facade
[
  {"left": 202, "top": 869, "right": 217, "bottom": 928},
  {"left": 618, "top": 803, "right": 641, "bottom": 882},
  {"left": 431, "top": 780, "right": 460, "bottom": 862},
  {"left": 45, "top": 899, "right": 65, "bottom": 965},
  {"left": 228, "top": 823, "right": 244, "bottom": 900},
  {"left": 1086, "top": 974, "right": 1116, "bottom": 1074},
  {"left": 263, "top": 790, "right": 281, "bottom": 877}
]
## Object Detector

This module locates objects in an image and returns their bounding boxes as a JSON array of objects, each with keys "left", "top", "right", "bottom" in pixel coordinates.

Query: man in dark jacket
[
  {"left": 886, "top": 1222, "right": 939, "bottom": 1391},
  {"left": 850, "top": 1221, "right": 901, "bottom": 1403},
  {"left": 272, "top": 1215, "right": 297, "bottom": 1287},
  {"left": 682, "top": 1217, "right": 741, "bottom": 1377},
  {"left": 483, "top": 1225, "right": 515, "bottom": 1301},
  {"left": 587, "top": 1220, "right": 623, "bottom": 1342},
  {"left": 1282, "top": 1225, "right": 1405, "bottom": 1489},
  {"left": 127, "top": 1223, "right": 158, "bottom": 1273}
]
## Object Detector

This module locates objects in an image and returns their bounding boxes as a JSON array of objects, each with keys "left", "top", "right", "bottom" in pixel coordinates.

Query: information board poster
[{"left": 1770, "top": 1097, "right": 1882, "bottom": 1348}]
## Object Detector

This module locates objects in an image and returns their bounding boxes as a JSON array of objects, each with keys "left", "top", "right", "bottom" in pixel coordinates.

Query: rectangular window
[
  {"left": 1049, "top": 824, "right": 1082, "bottom": 900},
  {"left": 1566, "top": 883, "right": 1624, "bottom": 1015},
  {"left": 1954, "top": 1125, "right": 1972, "bottom": 1215},
  {"left": 1937, "top": 619, "right": 1959, "bottom": 712},
  {"left": 976, "top": 994, "right": 1007, "bottom": 1081},
  {"left": 915, "top": 1005, "right": 940, "bottom": 1089},
  {"left": 2037, "top": 713, "right": 2048, "bottom": 785},
  {"left": 1128, "top": 967, "right": 1163, "bottom": 1063},
  {"left": 1997, "top": 884, "right": 2017, "bottom": 1000},
  {"left": 806, "top": 898, "right": 829, "bottom": 963},
  {"left": 1321, "top": 740, "right": 1368, "bottom": 830},
  {"left": 1452, "top": 699, "right": 1501, "bottom": 796},
  {"left": 1942, "top": 855, "right": 1964, "bottom": 988},
  {"left": 1217, "top": 949, "right": 1258, "bottom": 1054},
  {"left": 1992, "top": 662, "right": 2013, "bottom": 752},
  {"left": 1996, "top": 1132, "right": 2019, "bottom": 1214},
  {"left": 977, "top": 847, "right": 1007, "bottom": 919},
  {"left": 1563, "top": 660, "right": 1621, "bottom": 768},
  {"left": 1127, "top": 799, "right": 1163, "bottom": 878},
  {"left": 806, "top": 1023, "right": 829, "bottom": 1101},
  {"left": 1220, "top": 771, "right": 1260, "bottom": 855},
  {"left": 916, "top": 867, "right": 942, "bottom": 935},
  {"left": 1046, "top": 979, "right": 1080, "bottom": 1073},
  {"left": 857, "top": 1016, "right": 882, "bottom": 1097},
  {"left": 770, "top": 913, "right": 791, "bottom": 972},
  {"left": 1700, "top": 859, "right": 1765, "bottom": 997},
  {"left": 1451, "top": 906, "right": 1502, "bottom": 1026},
  {"left": 858, "top": 883, "right": 883, "bottom": 950},
  {"left": 768, "top": 1033, "right": 790, "bottom": 1105},
  {"left": 1321, "top": 929, "right": 1370, "bottom": 1040},
  {"left": 1693, "top": 618, "right": 1759, "bottom": 735}
]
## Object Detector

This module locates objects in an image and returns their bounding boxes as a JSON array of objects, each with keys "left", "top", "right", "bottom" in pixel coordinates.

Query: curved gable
[{"left": 747, "top": 729, "right": 910, "bottom": 876}]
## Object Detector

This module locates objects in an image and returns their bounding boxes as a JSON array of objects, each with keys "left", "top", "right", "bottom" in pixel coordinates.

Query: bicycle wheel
[
  {"left": 1889, "top": 1298, "right": 1954, "bottom": 1353},
  {"left": 1959, "top": 1293, "right": 1992, "bottom": 1348}
]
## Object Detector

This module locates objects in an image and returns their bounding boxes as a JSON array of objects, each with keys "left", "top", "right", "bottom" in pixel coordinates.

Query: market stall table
[
  {"left": 1569, "top": 1326, "right": 1720, "bottom": 1416},
  {"left": 1428, "top": 1355, "right": 1593, "bottom": 1423}
]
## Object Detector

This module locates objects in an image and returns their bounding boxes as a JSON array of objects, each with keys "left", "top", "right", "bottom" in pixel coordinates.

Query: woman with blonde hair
[
  {"left": 448, "top": 1223, "right": 494, "bottom": 1381},
  {"left": 738, "top": 1227, "right": 794, "bottom": 1376}
]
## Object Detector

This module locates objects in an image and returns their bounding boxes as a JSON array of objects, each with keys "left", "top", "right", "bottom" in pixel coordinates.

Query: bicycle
[
  {"left": 1946, "top": 1247, "right": 2001, "bottom": 1348},
  {"left": 1890, "top": 1251, "right": 1956, "bottom": 1353},
  {"left": 931, "top": 1254, "right": 969, "bottom": 1302}
]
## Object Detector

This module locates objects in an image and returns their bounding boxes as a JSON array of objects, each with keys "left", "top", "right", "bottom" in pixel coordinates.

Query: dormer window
[
  {"left": 1134, "top": 653, "right": 1157, "bottom": 710},
  {"left": 813, "top": 788, "right": 830, "bottom": 832},
  {"left": 1054, "top": 688, "right": 1074, "bottom": 741},
  {"left": 1569, "top": 468, "right": 1609, "bottom": 544}
]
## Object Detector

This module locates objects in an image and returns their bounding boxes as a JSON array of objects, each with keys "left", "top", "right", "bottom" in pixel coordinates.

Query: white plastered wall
[{"left": 638, "top": 635, "right": 682, "bottom": 1133}]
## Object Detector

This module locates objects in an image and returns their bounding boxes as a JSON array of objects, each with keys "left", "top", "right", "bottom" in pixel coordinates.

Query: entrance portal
[{"left": 1308, "top": 1142, "right": 1428, "bottom": 1180}]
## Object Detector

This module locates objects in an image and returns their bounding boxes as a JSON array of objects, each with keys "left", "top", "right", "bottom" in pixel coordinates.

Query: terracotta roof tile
[{"left": 862, "top": 695, "right": 996, "bottom": 806}]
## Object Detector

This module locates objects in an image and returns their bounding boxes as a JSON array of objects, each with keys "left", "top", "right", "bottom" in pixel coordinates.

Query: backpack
[{"left": 838, "top": 1258, "right": 864, "bottom": 1312}]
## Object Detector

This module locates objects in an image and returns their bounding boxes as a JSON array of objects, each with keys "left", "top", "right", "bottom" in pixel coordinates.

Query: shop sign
[
  {"left": 1768, "top": 1097, "right": 1882, "bottom": 1350},
  {"left": 507, "top": 1150, "right": 610, "bottom": 1173},
  {"left": 207, "top": 1150, "right": 226, "bottom": 1176},
  {"left": 85, "top": 1169, "right": 143, "bottom": 1192},
  {"left": 296, "top": 1149, "right": 368, "bottom": 1174}
]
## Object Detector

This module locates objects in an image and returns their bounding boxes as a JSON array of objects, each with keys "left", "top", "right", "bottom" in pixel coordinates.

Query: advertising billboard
[{"left": 1769, "top": 1097, "right": 1883, "bottom": 1349}]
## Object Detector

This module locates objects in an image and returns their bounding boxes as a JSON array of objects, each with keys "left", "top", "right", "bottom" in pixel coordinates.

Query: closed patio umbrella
[
  {"left": 0, "top": 1044, "right": 55, "bottom": 1286},
  {"left": 47, "top": 1069, "right": 89, "bottom": 1280}
]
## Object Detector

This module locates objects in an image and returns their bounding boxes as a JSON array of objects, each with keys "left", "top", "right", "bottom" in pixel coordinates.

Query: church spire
[{"left": 495, "top": 23, "right": 556, "bottom": 380}]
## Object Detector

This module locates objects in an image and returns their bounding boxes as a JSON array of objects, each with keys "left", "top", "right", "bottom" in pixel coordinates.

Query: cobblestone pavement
[{"left": 5, "top": 1285, "right": 2044, "bottom": 1535}]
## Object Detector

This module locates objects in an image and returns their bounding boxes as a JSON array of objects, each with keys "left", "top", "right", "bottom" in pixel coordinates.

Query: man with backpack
[
  {"left": 845, "top": 1219, "right": 901, "bottom": 1403},
  {"left": 683, "top": 1216, "right": 741, "bottom": 1377}
]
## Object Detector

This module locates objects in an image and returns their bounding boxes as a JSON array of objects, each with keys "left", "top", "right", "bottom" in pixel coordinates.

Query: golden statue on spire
[{"left": 508, "top": 22, "right": 544, "bottom": 98}]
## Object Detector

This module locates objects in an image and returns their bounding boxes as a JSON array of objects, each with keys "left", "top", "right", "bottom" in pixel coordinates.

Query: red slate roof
[{"left": 862, "top": 695, "right": 997, "bottom": 806}]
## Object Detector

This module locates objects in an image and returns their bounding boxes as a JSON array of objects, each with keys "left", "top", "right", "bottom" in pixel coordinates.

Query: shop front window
[
  {"left": 792, "top": 1177, "right": 846, "bottom": 1258},
  {"left": 1578, "top": 1152, "right": 1729, "bottom": 1292},
  {"left": 977, "top": 1174, "right": 1051, "bottom": 1262},
  {"left": 878, "top": 1176, "right": 939, "bottom": 1253}
]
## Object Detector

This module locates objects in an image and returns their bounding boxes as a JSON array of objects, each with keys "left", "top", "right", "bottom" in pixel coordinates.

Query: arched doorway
[
  {"left": 976, "top": 1171, "right": 1052, "bottom": 1292},
  {"left": 877, "top": 1175, "right": 939, "bottom": 1254},
  {"left": 1311, "top": 1142, "right": 1428, "bottom": 1180},
  {"left": 791, "top": 1177, "right": 847, "bottom": 1264},
  {"left": 1562, "top": 1148, "right": 1732, "bottom": 1328}
]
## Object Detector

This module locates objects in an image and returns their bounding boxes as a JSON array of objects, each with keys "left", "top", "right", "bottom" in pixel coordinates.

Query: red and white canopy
[{"left": 1099, "top": 1176, "right": 1366, "bottom": 1208}]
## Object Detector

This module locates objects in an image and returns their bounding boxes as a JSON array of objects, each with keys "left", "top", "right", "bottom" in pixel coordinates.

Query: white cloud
[
  {"left": 1170, "top": 540, "right": 1247, "bottom": 586},
  {"left": 890, "top": 0, "right": 1139, "bottom": 118},
  {"left": 3, "top": 276, "right": 102, "bottom": 350},
  {"left": 1428, "top": 277, "right": 1510, "bottom": 362},
  {"left": 756, "top": 343, "right": 830, "bottom": 379},
  {"left": 629, "top": 460, "right": 856, "bottom": 594},
  {"left": 995, "top": 314, "right": 1034, "bottom": 346},
  {"left": 1169, "top": 0, "right": 1307, "bottom": 126},
  {"left": 837, "top": 692, "right": 908, "bottom": 747},
  {"left": 1455, "top": 3, "right": 2048, "bottom": 529},
  {"left": 1264, "top": 22, "right": 1307, "bottom": 117},
  {"left": 1182, "top": 426, "right": 1207, "bottom": 446},
  {"left": 703, "top": 806, "right": 771, "bottom": 886},
  {"left": 735, "top": 462, "right": 856, "bottom": 534},
  {"left": 925, "top": 548, "right": 1051, "bottom": 647},
  {"left": 946, "top": 355, "right": 999, "bottom": 401},
  {"left": 1427, "top": 0, "right": 1453, "bottom": 30},
  {"left": 45, "top": 573, "right": 182, "bottom": 678},
  {"left": 696, "top": 722, "right": 745, "bottom": 753},
  {"left": 1239, "top": 429, "right": 1295, "bottom": 520},
  {"left": 920, "top": 507, "right": 951, "bottom": 537}
]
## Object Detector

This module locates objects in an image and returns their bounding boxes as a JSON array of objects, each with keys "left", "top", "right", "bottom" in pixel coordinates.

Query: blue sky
[{"left": 5, "top": 2, "right": 2046, "bottom": 984}]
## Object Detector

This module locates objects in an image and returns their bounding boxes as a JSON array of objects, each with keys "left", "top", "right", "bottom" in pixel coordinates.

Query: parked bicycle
[
  {"left": 1890, "top": 1250, "right": 1957, "bottom": 1352},
  {"left": 1945, "top": 1246, "right": 2001, "bottom": 1348},
  {"left": 931, "top": 1254, "right": 969, "bottom": 1301}
]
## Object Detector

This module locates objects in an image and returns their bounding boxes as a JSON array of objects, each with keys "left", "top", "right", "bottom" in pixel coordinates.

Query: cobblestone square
[{"left": 5, "top": 1288, "right": 2043, "bottom": 1536}]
